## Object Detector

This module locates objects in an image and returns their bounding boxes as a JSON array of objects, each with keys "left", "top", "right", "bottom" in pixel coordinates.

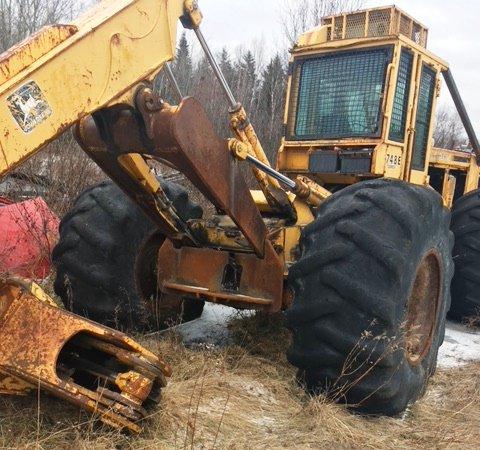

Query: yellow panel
[
  {"left": 0, "top": 0, "right": 184, "bottom": 178},
  {"left": 465, "top": 155, "right": 480, "bottom": 194},
  {"left": 410, "top": 170, "right": 428, "bottom": 186},
  {"left": 0, "top": 25, "right": 77, "bottom": 85}
]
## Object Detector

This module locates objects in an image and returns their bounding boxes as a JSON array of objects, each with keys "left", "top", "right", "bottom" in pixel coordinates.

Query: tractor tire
[
  {"left": 286, "top": 179, "right": 453, "bottom": 416},
  {"left": 53, "top": 179, "right": 204, "bottom": 330},
  {"left": 450, "top": 189, "right": 480, "bottom": 322}
]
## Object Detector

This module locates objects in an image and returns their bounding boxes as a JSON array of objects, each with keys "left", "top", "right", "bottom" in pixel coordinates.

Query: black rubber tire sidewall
[
  {"left": 53, "top": 179, "right": 204, "bottom": 330},
  {"left": 286, "top": 179, "right": 453, "bottom": 416},
  {"left": 450, "top": 188, "right": 480, "bottom": 321}
]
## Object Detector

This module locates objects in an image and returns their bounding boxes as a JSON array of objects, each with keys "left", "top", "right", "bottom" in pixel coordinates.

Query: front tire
[{"left": 286, "top": 179, "right": 453, "bottom": 416}]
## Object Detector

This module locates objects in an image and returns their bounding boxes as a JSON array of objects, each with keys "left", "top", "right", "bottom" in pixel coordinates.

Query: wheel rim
[{"left": 405, "top": 252, "right": 442, "bottom": 366}]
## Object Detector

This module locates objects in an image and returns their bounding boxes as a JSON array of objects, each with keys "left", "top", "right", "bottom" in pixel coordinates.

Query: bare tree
[
  {"left": 434, "top": 106, "right": 467, "bottom": 150},
  {"left": 0, "top": 0, "right": 85, "bottom": 52},
  {"left": 6, "top": 131, "right": 105, "bottom": 216},
  {"left": 281, "top": 0, "right": 365, "bottom": 45}
]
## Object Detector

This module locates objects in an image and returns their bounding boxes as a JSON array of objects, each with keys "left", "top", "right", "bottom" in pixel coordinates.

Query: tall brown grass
[{"left": 0, "top": 312, "right": 478, "bottom": 449}]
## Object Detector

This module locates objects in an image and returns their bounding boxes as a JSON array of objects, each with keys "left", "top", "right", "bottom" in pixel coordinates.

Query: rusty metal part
[
  {"left": 0, "top": 278, "right": 170, "bottom": 433},
  {"left": 137, "top": 93, "right": 273, "bottom": 259},
  {"left": 404, "top": 252, "right": 442, "bottom": 366},
  {"left": 75, "top": 106, "right": 196, "bottom": 248},
  {"left": 295, "top": 176, "right": 332, "bottom": 206},
  {"left": 156, "top": 240, "right": 284, "bottom": 312}
]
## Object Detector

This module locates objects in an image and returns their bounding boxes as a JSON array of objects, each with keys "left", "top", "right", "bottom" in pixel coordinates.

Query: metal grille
[
  {"left": 346, "top": 12, "right": 366, "bottom": 39},
  {"left": 412, "top": 65, "right": 436, "bottom": 170},
  {"left": 412, "top": 23, "right": 427, "bottom": 46},
  {"left": 324, "top": 17, "right": 333, "bottom": 40},
  {"left": 333, "top": 16, "right": 344, "bottom": 39},
  {"left": 322, "top": 7, "right": 428, "bottom": 48},
  {"left": 368, "top": 10, "right": 391, "bottom": 37},
  {"left": 389, "top": 49, "right": 414, "bottom": 142},
  {"left": 293, "top": 47, "right": 392, "bottom": 140},
  {"left": 399, "top": 14, "right": 412, "bottom": 37}
]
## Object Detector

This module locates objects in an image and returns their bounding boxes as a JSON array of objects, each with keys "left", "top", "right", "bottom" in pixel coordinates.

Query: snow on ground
[
  {"left": 177, "top": 304, "right": 480, "bottom": 369},
  {"left": 176, "top": 304, "right": 244, "bottom": 346},
  {"left": 438, "top": 321, "right": 480, "bottom": 368}
]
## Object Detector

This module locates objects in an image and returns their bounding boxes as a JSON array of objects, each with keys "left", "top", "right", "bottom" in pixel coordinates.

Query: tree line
[
  {"left": 157, "top": 33, "right": 287, "bottom": 163},
  {"left": 0, "top": 0, "right": 468, "bottom": 215}
]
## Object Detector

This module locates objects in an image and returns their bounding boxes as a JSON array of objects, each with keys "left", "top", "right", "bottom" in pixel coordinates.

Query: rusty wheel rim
[{"left": 405, "top": 251, "right": 442, "bottom": 366}]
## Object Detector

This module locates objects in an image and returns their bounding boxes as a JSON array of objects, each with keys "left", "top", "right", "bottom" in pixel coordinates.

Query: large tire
[
  {"left": 53, "top": 179, "right": 204, "bottom": 330},
  {"left": 286, "top": 179, "right": 453, "bottom": 416},
  {"left": 450, "top": 189, "right": 480, "bottom": 322}
]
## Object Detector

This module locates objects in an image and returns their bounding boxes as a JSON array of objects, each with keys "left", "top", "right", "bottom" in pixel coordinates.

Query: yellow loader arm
[
  {"left": 0, "top": 0, "right": 185, "bottom": 177},
  {"left": 0, "top": 0, "right": 192, "bottom": 433}
]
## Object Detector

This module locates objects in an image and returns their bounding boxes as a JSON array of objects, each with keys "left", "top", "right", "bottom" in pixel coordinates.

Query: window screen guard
[
  {"left": 389, "top": 49, "right": 414, "bottom": 142},
  {"left": 411, "top": 64, "right": 436, "bottom": 171},
  {"left": 290, "top": 47, "right": 393, "bottom": 140}
]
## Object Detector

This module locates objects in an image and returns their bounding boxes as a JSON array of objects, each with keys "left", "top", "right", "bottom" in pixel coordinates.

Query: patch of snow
[
  {"left": 437, "top": 321, "right": 480, "bottom": 368},
  {"left": 177, "top": 304, "right": 248, "bottom": 346},
  {"left": 177, "top": 305, "right": 480, "bottom": 370}
]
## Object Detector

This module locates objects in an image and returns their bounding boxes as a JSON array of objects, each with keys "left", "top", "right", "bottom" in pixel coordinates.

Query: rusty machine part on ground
[
  {"left": 0, "top": 278, "right": 170, "bottom": 433},
  {"left": 1, "top": 0, "right": 480, "bottom": 433}
]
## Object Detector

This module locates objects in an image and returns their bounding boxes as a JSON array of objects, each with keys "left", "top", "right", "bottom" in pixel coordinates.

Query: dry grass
[{"left": 0, "top": 313, "right": 479, "bottom": 449}]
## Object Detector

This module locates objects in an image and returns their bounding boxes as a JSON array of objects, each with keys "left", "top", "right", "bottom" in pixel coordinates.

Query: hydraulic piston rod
[
  {"left": 243, "top": 153, "right": 331, "bottom": 207},
  {"left": 194, "top": 28, "right": 238, "bottom": 109},
  {"left": 164, "top": 62, "right": 184, "bottom": 102},
  {"left": 245, "top": 155, "right": 296, "bottom": 190},
  {"left": 442, "top": 69, "right": 480, "bottom": 159}
]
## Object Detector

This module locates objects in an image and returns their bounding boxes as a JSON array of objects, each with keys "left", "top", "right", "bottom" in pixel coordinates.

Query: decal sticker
[
  {"left": 7, "top": 81, "right": 52, "bottom": 133},
  {"left": 386, "top": 153, "right": 402, "bottom": 170}
]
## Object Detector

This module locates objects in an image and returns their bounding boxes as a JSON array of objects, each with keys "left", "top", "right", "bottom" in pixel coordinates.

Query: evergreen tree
[
  {"left": 173, "top": 32, "right": 193, "bottom": 94},
  {"left": 258, "top": 55, "right": 286, "bottom": 161},
  {"left": 219, "top": 48, "right": 235, "bottom": 87},
  {"left": 236, "top": 50, "right": 258, "bottom": 111}
]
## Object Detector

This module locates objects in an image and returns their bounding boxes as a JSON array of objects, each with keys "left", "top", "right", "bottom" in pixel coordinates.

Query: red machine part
[{"left": 0, "top": 197, "right": 59, "bottom": 279}]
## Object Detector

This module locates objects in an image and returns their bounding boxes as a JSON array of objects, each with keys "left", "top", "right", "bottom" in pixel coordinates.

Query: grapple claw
[{"left": 0, "top": 278, "right": 171, "bottom": 433}]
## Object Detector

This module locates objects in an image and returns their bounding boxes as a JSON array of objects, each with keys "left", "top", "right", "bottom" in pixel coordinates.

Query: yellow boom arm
[{"left": 0, "top": 0, "right": 184, "bottom": 178}]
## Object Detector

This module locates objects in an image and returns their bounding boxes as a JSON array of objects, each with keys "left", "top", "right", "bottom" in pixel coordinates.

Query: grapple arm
[{"left": 0, "top": 278, "right": 170, "bottom": 433}]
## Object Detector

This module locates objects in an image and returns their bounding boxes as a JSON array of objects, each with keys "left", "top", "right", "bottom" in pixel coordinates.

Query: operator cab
[{"left": 277, "top": 6, "right": 476, "bottom": 202}]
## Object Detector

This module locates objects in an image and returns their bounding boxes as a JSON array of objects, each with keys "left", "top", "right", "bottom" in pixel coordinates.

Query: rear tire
[
  {"left": 53, "top": 179, "right": 204, "bottom": 330},
  {"left": 286, "top": 179, "right": 453, "bottom": 416},
  {"left": 450, "top": 189, "right": 480, "bottom": 322}
]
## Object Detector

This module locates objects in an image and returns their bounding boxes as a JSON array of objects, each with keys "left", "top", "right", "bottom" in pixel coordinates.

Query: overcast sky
[{"left": 194, "top": 0, "right": 480, "bottom": 136}]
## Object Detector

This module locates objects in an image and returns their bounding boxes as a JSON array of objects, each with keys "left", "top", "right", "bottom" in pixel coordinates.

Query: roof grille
[{"left": 322, "top": 7, "right": 428, "bottom": 47}]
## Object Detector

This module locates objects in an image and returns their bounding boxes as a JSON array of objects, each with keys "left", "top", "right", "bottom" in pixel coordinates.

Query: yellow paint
[
  {"left": 0, "top": 0, "right": 185, "bottom": 178},
  {"left": 279, "top": 6, "right": 479, "bottom": 206}
]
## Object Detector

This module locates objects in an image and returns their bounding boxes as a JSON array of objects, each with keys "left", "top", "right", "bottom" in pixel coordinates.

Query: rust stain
[
  {"left": 111, "top": 33, "right": 121, "bottom": 46},
  {"left": 0, "top": 25, "right": 77, "bottom": 85},
  {"left": 0, "top": 278, "right": 170, "bottom": 433}
]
